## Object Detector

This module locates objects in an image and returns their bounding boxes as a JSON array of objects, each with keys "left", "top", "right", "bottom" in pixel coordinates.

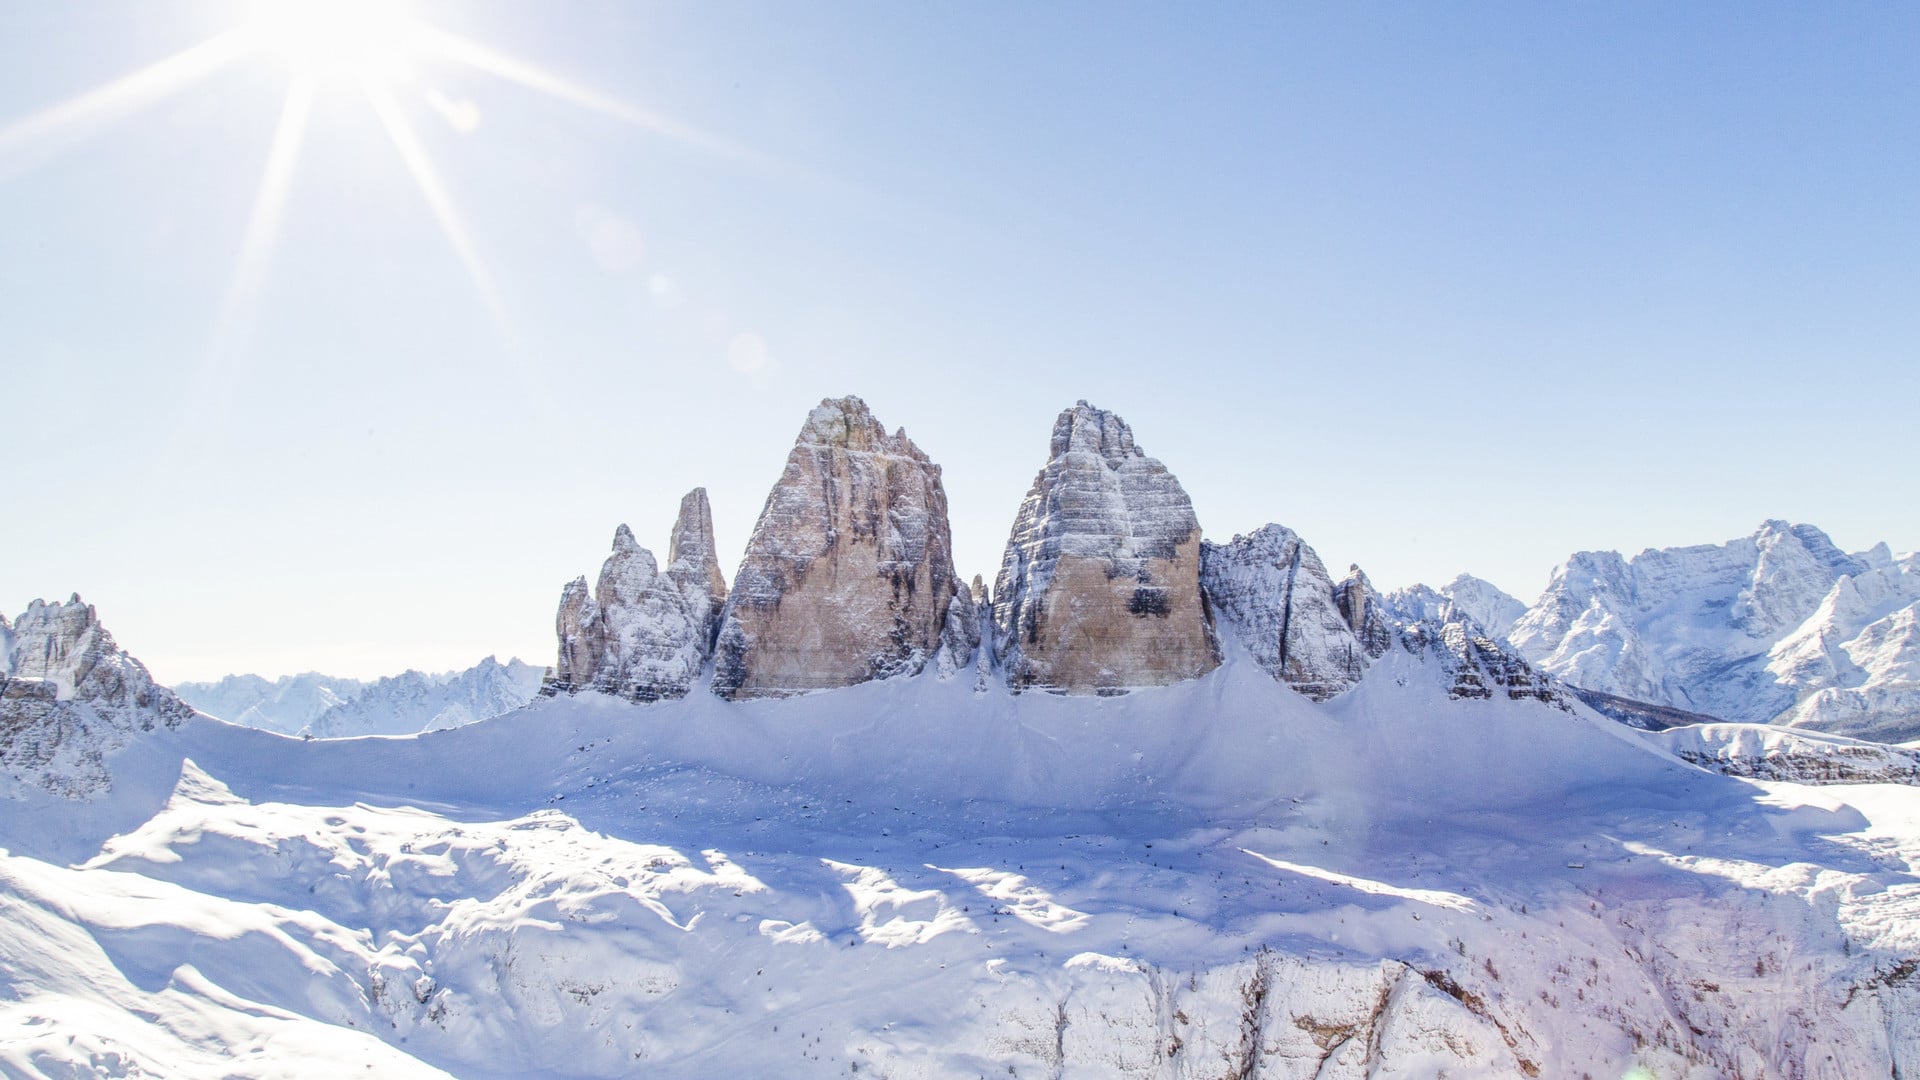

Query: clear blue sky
[{"left": 3, "top": 1, "right": 1916, "bottom": 682}]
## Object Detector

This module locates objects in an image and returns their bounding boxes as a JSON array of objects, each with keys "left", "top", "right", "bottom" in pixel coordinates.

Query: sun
[
  {"left": 243, "top": 0, "right": 420, "bottom": 83},
  {"left": 0, "top": 3, "right": 764, "bottom": 370}
]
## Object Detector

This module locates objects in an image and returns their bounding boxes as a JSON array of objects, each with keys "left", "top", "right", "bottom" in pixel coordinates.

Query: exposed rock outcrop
[
  {"left": 992, "top": 401, "right": 1218, "bottom": 694},
  {"left": 1201, "top": 525, "right": 1369, "bottom": 700},
  {"left": 1383, "top": 590, "right": 1564, "bottom": 706},
  {"left": 2, "top": 595, "right": 193, "bottom": 798},
  {"left": 1334, "top": 565, "right": 1395, "bottom": 659},
  {"left": 543, "top": 488, "right": 729, "bottom": 702},
  {"left": 1655, "top": 723, "right": 1920, "bottom": 786},
  {"left": 712, "top": 397, "right": 964, "bottom": 698},
  {"left": 935, "top": 575, "right": 988, "bottom": 681}
]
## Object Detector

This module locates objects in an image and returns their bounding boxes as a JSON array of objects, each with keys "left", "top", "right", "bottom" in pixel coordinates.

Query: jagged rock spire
[
  {"left": 712, "top": 396, "right": 965, "bottom": 698},
  {"left": 992, "top": 401, "right": 1219, "bottom": 694},
  {"left": 667, "top": 487, "right": 728, "bottom": 629},
  {"left": 543, "top": 489, "right": 728, "bottom": 703}
]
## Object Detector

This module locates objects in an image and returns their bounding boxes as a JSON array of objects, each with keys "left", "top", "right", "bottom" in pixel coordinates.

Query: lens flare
[{"left": 243, "top": 0, "right": 419, "bottom": 84}]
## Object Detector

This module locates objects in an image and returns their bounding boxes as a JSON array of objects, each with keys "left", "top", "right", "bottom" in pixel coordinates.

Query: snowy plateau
[{"left": 4, "top": 397, "right": 1920, "bottom": 1080}]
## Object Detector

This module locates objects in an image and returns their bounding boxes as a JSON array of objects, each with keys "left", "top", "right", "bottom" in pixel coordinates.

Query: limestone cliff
[
  {"left": 712, "top": 397, "right": 964, "bottom": 698},
  {"left": 992, "top": 401, "right": 1218, "bottom": 694}
]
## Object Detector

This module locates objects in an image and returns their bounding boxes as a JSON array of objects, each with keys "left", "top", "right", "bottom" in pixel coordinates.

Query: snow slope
[{"left": 6, "top": 650, "right": 1920, "bottom": 1078}]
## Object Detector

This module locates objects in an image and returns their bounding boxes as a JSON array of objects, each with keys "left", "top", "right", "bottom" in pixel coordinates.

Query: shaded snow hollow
[{"left": 5, "top": 654, "right": 1920, "bottom": 1078}]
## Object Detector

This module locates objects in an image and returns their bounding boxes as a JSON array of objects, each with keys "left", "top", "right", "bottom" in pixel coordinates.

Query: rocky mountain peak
[
  {"left": 1201, "top": 525, "right": 1369, "bottom": 700},
  {"left": 993, "top": 400, "right": 1218, "bottom": 694},
  {"left": 1335, "top": 565, "right": 1393, "bottom": 659},
  {"left": 543, "top": 489, "right": 729, "bottom": 703},
  {"left": 1050, "top": 399, "right": 1139, "bottom": 466},
  {"left": 714, "top": 396, "right": 963, "bottom": 698},
  {"left": 667, "top": 487, "right": 728, "bottom": 625},
  {"left": 3, "top": 595, "right": 193, "bottom": 798},
  {"left": 796, "top": 395, "right": 903, "bottom": 454}
]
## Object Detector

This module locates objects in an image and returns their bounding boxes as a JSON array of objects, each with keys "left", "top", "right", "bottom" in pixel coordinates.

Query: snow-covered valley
[{"left": 6, "top": 659, "right": 1920, "bottom": 1078}]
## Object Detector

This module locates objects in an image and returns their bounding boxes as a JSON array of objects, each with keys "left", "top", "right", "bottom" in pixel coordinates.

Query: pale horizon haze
[{"left": 2, "top": 1, "right": 1916, "bottom": 682}]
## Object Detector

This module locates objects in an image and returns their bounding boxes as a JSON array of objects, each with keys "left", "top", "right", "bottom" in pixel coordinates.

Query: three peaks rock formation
[{"left": 542, "top": 395, "right": 1554, "bottom": 706}]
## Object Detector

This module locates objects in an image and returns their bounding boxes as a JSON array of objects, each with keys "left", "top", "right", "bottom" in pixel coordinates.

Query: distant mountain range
[
  {"left": 1420, "top": 520, "right": 1918, "bottom": 742},
  {"left": 173, "top": 657, "right": 544, "bottom": 738}
]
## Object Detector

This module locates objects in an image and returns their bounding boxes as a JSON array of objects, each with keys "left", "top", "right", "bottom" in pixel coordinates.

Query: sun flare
[
  {"left": 0, "top": 2, "right": 758, "bottom": 369},
  {"left": 242, "top": 0, "right": 419, "bottom": 83}
]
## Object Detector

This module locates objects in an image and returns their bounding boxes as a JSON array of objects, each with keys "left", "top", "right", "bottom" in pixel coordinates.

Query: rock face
[
  {"left": 2, "top": 595, "right": 193, "bottom": 798},
  {"left": 935, "top": 575, "right": 988, "bottom": 682},
  {"left": 543, "top": 488, "right": 729, "bottom": 702},
  {"left": 1383, "top": 590, "right": 1563, "bottom": 706},
  {"left": 713, "top": 397, "right": 964, "bottom": 698},
  {"left": 1201, "top": 525, "right": 1369, "bottom": 700},
  {"left": 1507, "top": 520, "right": 1904, "bottom": 731},
  {"left": 993, "top": 402, "right": 1218, "bottom": 694},
  {"left": 1333, "top": 566, "right": 1395, "bottom": 660}
]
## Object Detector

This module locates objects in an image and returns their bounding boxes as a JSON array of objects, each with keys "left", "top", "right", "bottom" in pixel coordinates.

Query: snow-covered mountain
[
  {"left": 1766, "top": 550, "right": 1920, "bottom": 741},
  {"left": 302, "top": 657, "right": 545, "bottom": 738},
  {"left": 1, "top": 595, "right": 194, "bottom": 798},
  {"left": 171, "top": 671, "right": 367, "bottom": 734},
  {"left": 175, "top": 657, "right": 543, "bottom": 738},
  {"left": 1437, "top": 574, "right": 1528, "bottom": 639},
  {"left": 1507, "top": 521, "right": 1920, "bottom": 741}
]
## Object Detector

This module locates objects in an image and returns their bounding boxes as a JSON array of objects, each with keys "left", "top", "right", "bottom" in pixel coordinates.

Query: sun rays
[
  {"left": 210, "top": 73, "right": 314, "bottom": 367},
  {"left": 0, "top": 29, "right": 254, "bottom": 172},
  {"left": 0, "top": 1, "right": 748, "bottom": 362}
]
